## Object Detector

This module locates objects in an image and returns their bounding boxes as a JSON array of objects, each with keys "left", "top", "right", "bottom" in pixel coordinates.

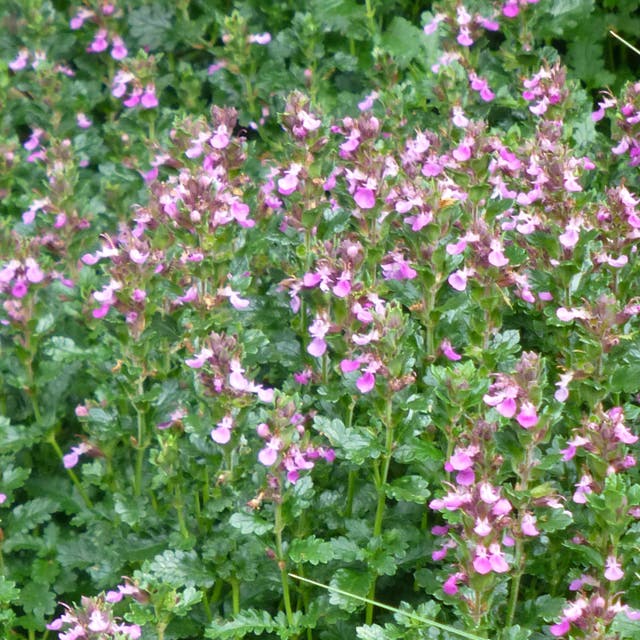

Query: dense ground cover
[{"left": 3, "top": 1, "right": 640, "bottom": 638}]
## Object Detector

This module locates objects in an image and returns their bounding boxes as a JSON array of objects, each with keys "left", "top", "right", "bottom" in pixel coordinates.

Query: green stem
[
  {"left": 134, "top": 379, "right": 147, "bottom": 497},
  {"left": 344, "top": 469, "right": 357, "bottom": 518},
  {"left": 202, "top": 464, "right": 210, "bottom": 507},
  {"left": 230, "top": 576, "right": 240, "bottom": 615},
  {"left": 343, "top": 401, "right": 357, "bottom": 518},
  {"left": 505, "top": 538, "right": 524, "bottom": 629},
  {"left": 275, "top": 501, "right": 295, "bottom": 626},
  {"left": 174, "top": 482, "right": 189, "bottom": 539},
  {"left": 134, "top": 410, "right": 145, "bottom": 497},
  {"left": 366, "top": 400, "right": 394, "bottom": 625},
  {"left": 364, "top": 0, "right": 376, "bottom": 36}
]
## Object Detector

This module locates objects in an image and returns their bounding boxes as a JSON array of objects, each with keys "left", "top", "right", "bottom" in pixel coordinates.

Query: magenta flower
[
  {"left": 111, "top": 35, "right": 128, "bottom": 60},
  {"left": 354, "top": 187, "right": 376, "bottom": 209},
  {"left": 356, "top": 371, "right": 375, "bottom": 393},
  {"left": 549, "top": 618, "right": 570, "bottom": 637},
  {"left": 442, "top": 571, "right": 465, "bottom": 595},
  {"left": 516, "top": 401, "right": 538, "bottom": 428},
  {"left": 440, "top": 339, "right": 462, "bottom": 361},
  {"left": 87, "top": 29, "right": 109, "bottom": 53},
  {"left": 307, "top": 315, "right": 330, "bottom": 357},
  {"left": 140, "top": 84, "right": 158, "bottom": 108}
]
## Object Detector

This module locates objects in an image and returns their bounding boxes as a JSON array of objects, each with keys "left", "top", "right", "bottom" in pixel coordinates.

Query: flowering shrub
[{"left": 3, "top": 1, "right": 640, "bottom": 639}]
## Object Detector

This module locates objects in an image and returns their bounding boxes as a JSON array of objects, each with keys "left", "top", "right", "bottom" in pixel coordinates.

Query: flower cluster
[
  {"left": 483, "top": 352, "right": 541, "bottom": 428},
  {"left": 46, "top": 595, "right": 141, "bottom": 639},
  {"left": 549, "top": 576, "right": 640, "bottom": 637},
  {"left": 561, "top": 406, "right": 637, "bottom": 501},
  {"left": 185, "top": 332, "right": 273, "bottom": 402},
  {"left": 255, "top": 403, "right": 334, "bottom": 484},
  {"left": 593, "top": 81, "right": 640, "bottom": 166},
  {"left": 70, "top": 3, "right": 128, "bottom": 60}
]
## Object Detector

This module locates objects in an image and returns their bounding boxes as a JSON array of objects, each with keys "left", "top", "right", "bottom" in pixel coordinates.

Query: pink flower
[
  {"left": 278, "top": 164, "right": 302, "bottom": 195},
  {"left": 604, "top": 555, "right": 624, "bottom": 581},
  {"left": 111, "top": 35, "right": 128, "bottom": 60},
  {"left": 358, "top": 91, "right": 378, "bottom": 111},
  {"left": 457, "top": 27, "right": 473, "bottom": 47},
  {"left": 9, "top": 49, "right": 29, "bottom": 71},
  {"left": 521, "top": 512, "right": 539, "bottom": 536},
  {"left": 87, "top": 29, "right": 109, "bottom": 53},
  {"left": 307, "top": 315, "right": 330, "bottom": 357},
  {"left": 516, "top": 401, "right": 538, "bottom": 428},
  {"left": 448, "top": 268, "right": 471, "bottom": 291},
  {"left": 488, "top": 543, "right": 509, "bottom": 573},
  {"left": 474, "top": 517, "right": 492, "bottom": 537},
  {"left": 76, "top": 112, "right": 92, "bottom": 128},
  {"left": 185, "top": 347, "right": 213, "bottom": 369},
  {"left": 354, "top": 187, "right": 376, "bottom": 209},
  {"left": 473, "top": 545, "right": 492, "bottom": 574},
  {"left": 248, "top": 32, "right": 271, "bottom": 44},
  {"left": 258, "top": 437, "right": 281, "bottom": 466},
  {"left": 211, "top": 415, "right": 233, "bottom": 444},
  {"left": 212, "top": 125, "right": 231, "bottom": 149},
  {"left": 356, "top": 371, "right": 375, "bottom": 393},
  {"left": 381, "top": 252, "right": 417, "bottom": 280},
  {"left": 447, "top": 446, "right": 475, "bottom": 471},
  {"left": 442, "top": 572, "right": 465, "bottom": 595},
  {"left": 63, "top": 442, "right": 92, "bottom": 468},
  {"left": 141, "top": 84, "right": 158, "bottom": 108},
  {"left": 549, "top": 619, "right": 570, "bottom": 636}
]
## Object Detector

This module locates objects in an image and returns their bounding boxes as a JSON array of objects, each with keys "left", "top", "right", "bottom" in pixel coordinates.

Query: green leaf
[
  {"left": 309, "top": 0, "right": 368, "bottom": 39},
  {"left": 128, "top": 4, "right": 174, "bottom": 49},
  {"left": 44, "top": 336, "right": 85, "bottom": 362},
  {"left": 206, "top": 608, "right": 276, "bottom": 639},
  {"left": 539, "top": 508, "right": 573, "bottom": 533},
  {"left": 329, "top": 568, "right": 373, "bottom": 613},
  {"left": 229, "top": 511, "right": 273, "bottom": 536},
  {"left": 380, "top": 17, "right": 427, "bottom": 69},
  {"left": 611, "top": 612, "right": 640, "bottom": 638},
  {"left": 18, "top": 581, "right": 56, "bottom": 623},
  {"left": 0, "top": 576, "right": 19, "bottom": 604},
  {"left": 610, "top": 364, "right": 640, "bottom": 393},
  {"left": 313, "top": 416, "right": 381, "bottom": 464},
  {"left": 386, "top": 476, "right": 431, "bottom": 503},
  {"left": 356, "top": 624, "right": 395, "bottom": 640},
  {"left": 6, "top": 497, "right": 56, "bottom": 536},
  {"left": 0, "top": 419, "right": 36, "bottom": 452},
  {"left": 288, "top": 536, "right": 334, "bottom": 565},
  {"left": 145, "top": 549, "right": 214, "bottom": 588}
]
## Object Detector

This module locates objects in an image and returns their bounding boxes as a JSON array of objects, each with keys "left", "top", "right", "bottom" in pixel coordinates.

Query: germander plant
[{"left": 3, "top": 1, "right": 640, "bottom": 639}]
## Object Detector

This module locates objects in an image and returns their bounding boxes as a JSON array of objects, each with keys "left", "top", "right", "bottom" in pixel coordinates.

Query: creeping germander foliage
[{"left": 3, "top": 1, "right": 640, "bottom": 639}]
